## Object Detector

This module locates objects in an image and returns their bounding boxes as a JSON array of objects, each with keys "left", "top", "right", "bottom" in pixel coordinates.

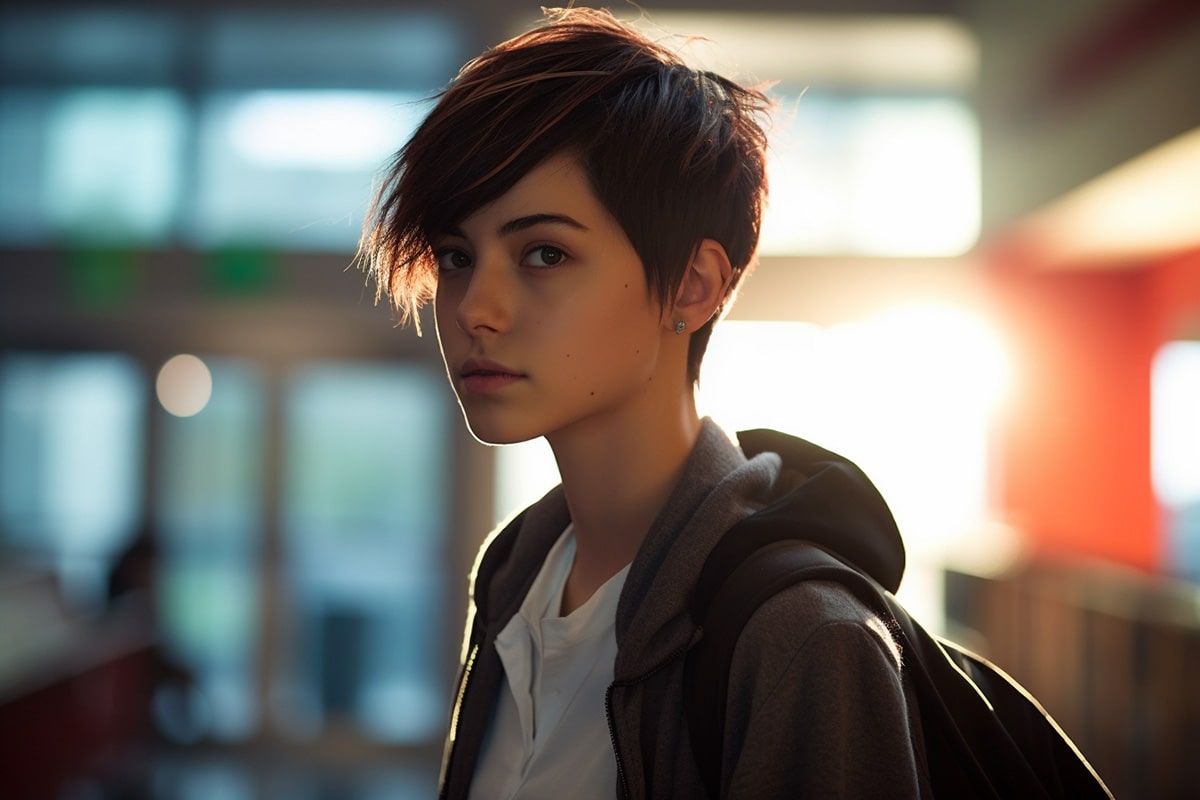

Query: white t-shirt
[{"left": 469, "top": 526, "right": 631, "bottom": 800}]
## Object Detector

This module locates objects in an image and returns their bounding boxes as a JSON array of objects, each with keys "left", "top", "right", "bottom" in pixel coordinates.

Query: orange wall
[
  {"left": 988, "top": 246, "right": 1200, "bottom": 572},
  {"left": 1149, "top": 248, "right": 1200, "bottom": 343},
  {"left": 991, "top": 265, "right": 1156, "bottom": 568}
]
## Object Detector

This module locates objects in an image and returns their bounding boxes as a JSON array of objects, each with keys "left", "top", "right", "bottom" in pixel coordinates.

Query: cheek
[
  {"left": 561, "top": 294, "right": 660, "bottom": 372},
  {"left": 433, "top": 290, "right": 457, "bottom": 334},
  {"left": 432, "top": 296, "right": 463, "bottom": 363}
]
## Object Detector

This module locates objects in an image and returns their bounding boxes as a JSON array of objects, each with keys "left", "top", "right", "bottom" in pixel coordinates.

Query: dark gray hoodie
[{"left": 439, "top": 420, "right": 931, "bottom": 798}]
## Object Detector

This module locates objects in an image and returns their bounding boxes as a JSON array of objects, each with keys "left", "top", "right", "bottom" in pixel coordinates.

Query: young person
[{"left": 360, "top": 7, "right": 929, "bottom": 798}]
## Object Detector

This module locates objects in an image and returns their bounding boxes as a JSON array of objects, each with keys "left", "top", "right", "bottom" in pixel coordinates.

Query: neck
[{"left": 550, "top": 394, "right": 702, "bottom": 615}]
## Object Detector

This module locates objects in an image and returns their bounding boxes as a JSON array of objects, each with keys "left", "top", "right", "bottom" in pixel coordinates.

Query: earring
[{"left": 674, "top": 320, "right": 686, "bottom": 335}]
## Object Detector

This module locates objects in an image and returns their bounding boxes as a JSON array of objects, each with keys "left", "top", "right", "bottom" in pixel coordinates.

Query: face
[{"left": 432, "top": 153, "right": 678, "bottom": 446}]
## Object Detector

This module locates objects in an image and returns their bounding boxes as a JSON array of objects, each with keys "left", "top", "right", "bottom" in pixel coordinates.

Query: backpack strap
[
  {"left": 685, "top": 530, "right": 1113, "bottom": 799},
  {"left": 685, "top": 538, "right": 845, "bottom": 795}
]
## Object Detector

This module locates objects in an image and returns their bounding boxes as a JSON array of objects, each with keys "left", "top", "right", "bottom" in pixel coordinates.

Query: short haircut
[{"left": 359, "top": 6, "right": 771, "bottom": 381}]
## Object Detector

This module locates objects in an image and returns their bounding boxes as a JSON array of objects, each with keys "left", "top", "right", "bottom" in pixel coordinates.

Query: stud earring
[{"left": 674, "top": 320, "right": 686, "bottom": 335}]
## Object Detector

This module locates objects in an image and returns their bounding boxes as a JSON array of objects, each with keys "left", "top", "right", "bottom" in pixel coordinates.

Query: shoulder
[
  {"left": 719, "top": 578, "right": 916, "bottom": 763},
  {"left": 717, "top": 579, "right": 929, "bottom": 799},
  {"left": 734, "top": 578, "right": 904, "bottom": 680}
]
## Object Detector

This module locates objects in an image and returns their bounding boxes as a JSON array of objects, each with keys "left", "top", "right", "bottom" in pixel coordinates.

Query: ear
[{"left": 670, "top": 238, "right": 732, "bottom": 333}]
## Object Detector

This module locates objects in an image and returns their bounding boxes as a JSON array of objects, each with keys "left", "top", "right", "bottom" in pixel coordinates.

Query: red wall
[
  {"left": 989, "top": 247, "right": 1200, "bottom": 572},
  {"left": 1149, "top": 249, "right": 1200, "bottom": 342}
]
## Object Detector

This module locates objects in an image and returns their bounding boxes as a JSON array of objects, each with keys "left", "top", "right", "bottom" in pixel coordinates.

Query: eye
[
  {"left": 435, "top": 248, "right": 472, "bottom": 272},
  {"left": 522, "top": 245, "right": 567, "bottom": 268}
]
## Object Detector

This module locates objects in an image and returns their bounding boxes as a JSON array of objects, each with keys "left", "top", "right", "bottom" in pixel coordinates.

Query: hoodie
[{"left": 438, "top": 420, "right": 931, "bottom": 799}]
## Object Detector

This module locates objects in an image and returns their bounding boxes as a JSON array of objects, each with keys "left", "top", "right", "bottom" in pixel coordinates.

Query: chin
[
  {"left": 468, "top": 429, "right": 527, "bottom": 446},
  {"left": 463, "top": 416, "right": 542, "bottom": 447}
]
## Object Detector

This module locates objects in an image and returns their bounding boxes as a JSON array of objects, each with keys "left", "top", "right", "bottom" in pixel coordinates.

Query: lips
[{"left": 459, "top": 358, "right": 525, "bottom": 394}]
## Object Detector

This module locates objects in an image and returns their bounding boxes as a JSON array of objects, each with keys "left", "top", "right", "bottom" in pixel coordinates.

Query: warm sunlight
[
  {"left": 495, "top": 307, "right": 1011, "bottom": 557},
  {"left": 700, "top": 309, "right": 1008, "bottom": 547},
  {"left": 699, "top": 309, "right": 1010, "bottom": 627},
  {"left": 491, "top": 308, "right": 1011, "bottom": 629}
]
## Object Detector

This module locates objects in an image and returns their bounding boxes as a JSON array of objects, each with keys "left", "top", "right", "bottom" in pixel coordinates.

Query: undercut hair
[{"left": 359, "top": 6, "right": 771, "bottom": 381}]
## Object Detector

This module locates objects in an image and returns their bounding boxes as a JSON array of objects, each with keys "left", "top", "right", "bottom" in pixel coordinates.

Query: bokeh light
[{"left": 157, "top": 354, "right": 213, "bottom": 417}]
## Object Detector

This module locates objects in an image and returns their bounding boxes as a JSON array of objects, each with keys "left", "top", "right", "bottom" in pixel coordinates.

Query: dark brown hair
[{"left": 359, "top": 6, "right": 771, "bottom": 381}]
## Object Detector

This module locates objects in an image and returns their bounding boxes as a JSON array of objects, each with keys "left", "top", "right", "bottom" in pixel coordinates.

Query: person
[{"left": 359, "top": 7, "right": 928, "bottom": 798}]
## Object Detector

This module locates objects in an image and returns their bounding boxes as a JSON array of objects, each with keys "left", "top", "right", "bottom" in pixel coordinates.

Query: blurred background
[{"left": 0, "top": 0, "right": 1197, "bottom": 798}]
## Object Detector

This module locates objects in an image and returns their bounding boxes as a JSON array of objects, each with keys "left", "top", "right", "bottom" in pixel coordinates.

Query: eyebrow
[
  {"left": 497, "top": 213, "right": 588, "bottom": 237},
  {"left": 440, "top": 213, "right": 589, "bottom": 242}
]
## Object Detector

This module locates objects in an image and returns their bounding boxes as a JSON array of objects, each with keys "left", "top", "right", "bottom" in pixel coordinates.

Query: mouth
[{"left": 459, "top": 359, "right": 525, "bottom": 393}]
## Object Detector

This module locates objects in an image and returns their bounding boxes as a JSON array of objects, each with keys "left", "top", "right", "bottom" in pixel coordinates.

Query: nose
[{"left": 452, "top": 259, "right": 512, "bottom": 336}]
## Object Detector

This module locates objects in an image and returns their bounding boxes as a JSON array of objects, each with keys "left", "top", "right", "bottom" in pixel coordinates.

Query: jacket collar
[{"left": 467, "top": 421, "right": 908, "bottom": 678}]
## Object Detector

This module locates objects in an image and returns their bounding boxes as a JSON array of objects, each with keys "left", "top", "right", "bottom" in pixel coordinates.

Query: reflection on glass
[{"left": 279, "top": 362, "right": 450, "bottom": 743}]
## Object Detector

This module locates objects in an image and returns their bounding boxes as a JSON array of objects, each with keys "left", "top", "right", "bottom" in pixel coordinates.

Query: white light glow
[
  {"left": 157, "top": 354, "right": 213, "bottom": 418},
  {"left": 488, "top": 310, "right": 1011, "bottom": 632},
  {"left": 701, "top": 310, "right": 1011, "bottom": 631},
  {"left": 626, "top": 12, "right": 981, "bottom": 258},
  {"left": 46, "top": 89, "right": 185, "bottom": 240},
  {"left": 496, "top": 309, "right": 1012, "bottom": 548},
  {"left": 494, "top": 437, "right": 561, "bottom": 525},
  {"left": 755, "top": 96, "right": 980, "bottom": 257},
  {"left": 699, "top": 308, "right": 1009, "bottom": 552},
  {"left": 631, "top": 13, "right": 977, "bottom": 89},
  {"left": 1152, "top": 341, "right": 1200, "bottom": 507},
  {"left": 843, "top": 101, "right": 980, "bottom": 256},
  {"left": 226, "top": 91, "right": 427, "bottom": 169}
]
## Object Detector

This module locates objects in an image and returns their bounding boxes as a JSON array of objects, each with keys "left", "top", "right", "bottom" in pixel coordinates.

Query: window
[
  {"left": 277, "top": 363, "right": 451, "bottom": 742},
  {"left": 761, "top": 91, "right": 979, "bottom": 257},
  {"left": 190, "top": 90, "right": 429, "bottom": 251},
  {"left": 0, "top": 352, "right": 145, "bottom": 605},
  {"left": 0, "top": 6, "right": 464, "bottom": 252},
  {"left": 155, "top": 357, "right": 267, "bottom": 741},
  {"left": 635, "top": 11, "right": 980, "bottom": 257},
  {"left": 1152, "top": 340, "right": 1200, "bottom": 580},
  {"left": 0, "top": 88, "right": 186, "bottom": 245}
]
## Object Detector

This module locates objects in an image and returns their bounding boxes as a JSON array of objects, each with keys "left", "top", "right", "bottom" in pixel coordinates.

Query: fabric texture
[
  {"left": 470, "top": 526, "right": 630, "bottom": 799},
  {"left": 439, "top": 419, "right": 931, "bottom": 799}
]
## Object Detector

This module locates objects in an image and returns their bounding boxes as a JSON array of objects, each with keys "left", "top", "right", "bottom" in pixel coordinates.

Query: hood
[
  {"left": 467, "top": 422, "right": 908, "bottom": 678},
  {"left": 468, "top": 484, "right": 570, "bottom": 640},
  {"left": 736, "top": 429, "right": 906, "bottom": 593}
]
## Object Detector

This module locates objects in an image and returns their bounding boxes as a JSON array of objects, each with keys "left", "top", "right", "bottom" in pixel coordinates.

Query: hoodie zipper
[
  {"left": 440, "top": 641, "right": 480, "bottom": 799},
  {"left": 604, "top": 637, "right": 698, "bottom": 800}
]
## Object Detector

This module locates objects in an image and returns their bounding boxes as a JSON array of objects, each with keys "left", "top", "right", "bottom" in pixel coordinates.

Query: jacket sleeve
[{"left": 719, "top": 582, "right": 930, "bottom": 799}]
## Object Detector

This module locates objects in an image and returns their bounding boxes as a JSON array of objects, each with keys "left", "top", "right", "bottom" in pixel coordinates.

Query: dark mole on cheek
[{"left": 590, "top": 391, "right": 596, "bottom": 396}]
